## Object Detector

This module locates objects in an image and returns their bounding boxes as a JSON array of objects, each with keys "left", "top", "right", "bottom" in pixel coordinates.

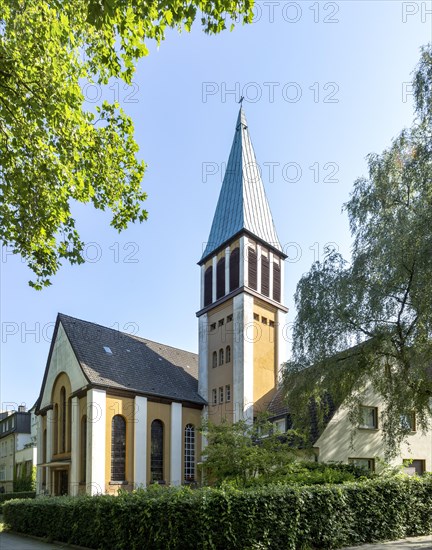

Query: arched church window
[
  {"left": 248, "top": 248, "right": 257, "bottom": 290},
  {"left": 184, "top": 424, "right": 195, "bottom": 482},
  {"left": 216, "top": 257, "right": 225, "bottom": 300},
  {"left": 80, "top": 416, "right": 87, "bottom": 483},
  {"left": 273, "top": 262, "right": 281, "bottom": 302},
  {"left": 53, "top": 404, "right": 58, "bottom": 454},
  {"left": 226, "top": 346, "right": 231, "bottom": 363},
  {"left": 204, "top": 267, "right": 213, "bottom": 306},
  {"left": 42, "top": 428, "right": 47, "bottom": 485},
  {"left": 212, "top": 351, "right": 217, "bottom": 368},
  {"left": 219, "top": 348, "right": 224, "bottom": 366},
  {"left": 261, "top": 255, "right": 270, "bottom": 297},
  {"left": 151, "top": 420, "right": 164, "bottom": 482},
  {"left": 111, "top": 415, "right": 126, "bottom": 482},
  {"left": 229, "top": 248, "right": 240, "bottom": 291},
  {"left": 60, "top": 387, "right": 66, "bottom": 453}
]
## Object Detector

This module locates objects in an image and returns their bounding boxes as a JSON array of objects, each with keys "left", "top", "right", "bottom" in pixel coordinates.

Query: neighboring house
[
  {"left": 267, "top": 381, "right": 432, "bottom": 474},
  {"left": 0, "top": 406, "right": 33, "bottom": 492},
  {"left": 34, "top": 106, "right": 289, "bottom": 496},
  {"left": 15, "top": 407, "right": 37, "bottom": 490}
]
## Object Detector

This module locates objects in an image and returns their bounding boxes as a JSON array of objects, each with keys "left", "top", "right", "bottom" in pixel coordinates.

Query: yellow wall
[
  {"left": 252, "top": 299, "right": 277, "bottom": 413},
  {"left": 147, "top": 401, "right": 171, "bottom": 484},
  {"left": 207, "top": 300, "right": 234, "bottom": 423},
  {"left": 105, "top": 395, "right": 135, "bottom": 494}
]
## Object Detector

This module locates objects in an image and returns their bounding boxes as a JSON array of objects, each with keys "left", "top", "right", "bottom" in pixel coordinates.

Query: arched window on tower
[
  {"left": 273, "top": 261, "right": 281, "bottom": 302},
  {"left": 226, "top": 345, "right": 231, "bottom": 363},
  {"left": 151, "top": 420, "right": 164, "bottom": 482},
  {"left": 248, "top": 247, "right": 258, "bottom": 290},
  {"left": 204, "top": 266, "right": 213, "bottom": 306},
  {"left": 261, "top": 255, "right": 270, "bottom": 297},
  {"left": 229, "top": 248, "right": 240, "bottom": 291},
  {"left": 111, "top": 415, "right": 126, "bottom": 482},
  {"left": 216, "top": 257, "right": 225, "bottom": 300},
  {"left": 219, "top": 348, "right": 224, "bottom": 366},
  {"left": 60, "top": 387, "right": 66, "bottom": 453},
  {"left": 212, "top": 351, "right": 217, "bottom": 368},
  {"left": 184, "top": 424, "right": 195, "bottom": 482}
]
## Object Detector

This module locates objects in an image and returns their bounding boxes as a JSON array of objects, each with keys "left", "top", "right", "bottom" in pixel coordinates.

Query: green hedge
[
  {"left": 0, "top": 491, "right": 35, "bottom": 512},
  {"left": 3, "top": 478, "right": 432, "bottom": 549}
]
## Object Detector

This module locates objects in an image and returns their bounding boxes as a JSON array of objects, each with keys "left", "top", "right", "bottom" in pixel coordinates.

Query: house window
[
  {"left": 80, "top": 416, "right": 87, "bottom": 483},
  {"left": 151, "top": 420, "right": 164, "bottom": 482},
  {"left": 349, "top": 458, "right": 375, "bottom": 472},
  {"left": 400, "top": 412, "right": 416, "bottom": 432},
  {"left": 229, "top": 248, "right": 240, "bottom": 291},
  {"left": 111, "top": 415, "right": 126, "bottom": 482},
  {"left": 359, "top": 406, "right": 378, "bottom": 429},
  {"left": 204, "top": 266, "right": 213, "bottom": 306},
  {"left": 212, "top": 351, "right": 217, "bottom": 368},
  {"left": 212, "top": 389, "right": 217, "bottom": 405},
  {"left": 219, "top": 348, "right": 224, "bottom": 366},
  {"left": 226, "top": 346, "right": 231, "bottom": 363},
  {"left": 226, "top": 385, "right": 231, "bottom": 402},
  {"left": 184, "top": 424, "right": 195, "bottom": 482},
  {"left": 248, "top": 248, "right": 258, "bottom": 290},
  {"left": 217, "top": 257, "right": 225, "bottom": 300},
  {"left": 273, "top": 262, "right": 281, "bottom": 302},
  {"left": 261, "top": 255, "right": 270, "bottom": 296},
  {"left": 60, "top": 387, "right": 66, "bottom": 453},
  {"left": 273, "top": 418, "right": 285, "bottom": 433},
  {"left": 403, "top": 459, "right": 425, "bottom": 476},
  {"left": 219, "top": 387, "right": 224, "bottom": 404}
]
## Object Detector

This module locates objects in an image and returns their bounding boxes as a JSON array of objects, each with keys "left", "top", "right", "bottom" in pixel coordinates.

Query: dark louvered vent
[
  {"left": 273, "top": 262, "right": 281, "bottom": 302},
  {"left": 217, "top": 258, "right": 225, "bottom": 300},
  {"left": 261, "top": 256, "right": 270, "bottom": 296},
  {"left": 248, "top": 248, "right": 257, "bottom": 290},
  {"left": 204, "top": 266, "right": 213, "bottom": 306},
  {"left": 229, "top": 248, "right": 240, "bottom": 291}
]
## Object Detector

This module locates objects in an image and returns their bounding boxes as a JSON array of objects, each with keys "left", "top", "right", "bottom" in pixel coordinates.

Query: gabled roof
[
  {"left": 41, "top": 314, "right": 205, "bottom": 406},
  {"left": 200, "top": 108, "right": 282, "bottom": 262}
]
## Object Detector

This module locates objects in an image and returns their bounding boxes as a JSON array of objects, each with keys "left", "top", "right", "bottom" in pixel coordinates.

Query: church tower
[{"left": 197, "top": 108, "right": 288, "bottom": 424}]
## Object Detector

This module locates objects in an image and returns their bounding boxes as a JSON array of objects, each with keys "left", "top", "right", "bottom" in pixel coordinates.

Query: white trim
[
  {"left": 170, "top": 402, "right": 182, "bottom": 485},
  {"left": 243, "top": 294, "right": 254, "bottom": 423},
  {"left": 225, "top": 246, "right": 230, "bottom": 295},
  {"left": 70, "top": 396, "right": 80, "bottom": 496},
  {"left": 200, "top": 265, "right": 205, "bottom": 309},
  {"left": 212, "top": 256, "right": 217, "bottom": 303},
  {"left": 269, "top": 251, "right": 274, "bottom": 299},
  {"left": 46, "top": 409, "right": 53, "bottom": 494},
  {"left": 134, "top": 396, "right": 147, "bottom": 488},
  {"left": 87, "top": 388, "right": 106, "bottom": 495},
  {"left": 257, "top": 244, "right": 262, "bottom": 294},
  {"left": 36, "top": 416, "right": 43, "bottom": 494},
  {"left": 198, "top": 313, "right": 209, "bottom": 400},
  {"left": 276, "top": 310, "right": 287, "bottom": 384},
  {"left": 239, "top": 236, "right": 245, "bottom": 287}
]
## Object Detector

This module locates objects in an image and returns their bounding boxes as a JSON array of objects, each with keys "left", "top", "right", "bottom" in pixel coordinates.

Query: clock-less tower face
[{"left": 197, "top": 108, "right": 288, "bottom": 424}]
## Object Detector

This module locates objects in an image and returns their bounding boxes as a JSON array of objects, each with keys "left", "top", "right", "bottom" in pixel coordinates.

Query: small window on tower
[
  {"left": 226, "top": 385, "right": 231, "bottom": 402},
  {"left": 227, "top": 314, "right": 233, "bottom": 323},
  {"left": 226, "top": 346, "right": 231, "bottom": 363},
  {"left": 212, "top": 389, "right": 217, "bottom": 405},
  {"left": 212, "top": 352, "right": 217, "bottom": 368},
  {"left": 261, "top": 317, "right": 268, "bottom": 325},
  {"left": 253, "top": 313, "right": 259, "bottom": 321},
  {"left": 269, "top": 320, "right": 275, "bottom": 328},
  {"left": 210, "top": 323, "right": 216, "bottom": 332},
  {"left": 218, "top": 319, "right": 224, "bottom": 327},
  {"left": 219, "top": 348, "right": 224, "bottom": 366},
  {"left": 219, "top": 387, "right": 224, "bottom": 404}
]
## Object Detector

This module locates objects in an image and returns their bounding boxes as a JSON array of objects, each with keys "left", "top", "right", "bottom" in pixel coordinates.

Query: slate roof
[
  {"left": 57, "top": 313, "right": 205, "bottom": 405},
  {"left": 267, "top": 387, "right": 289, "bottom": 418},
  {"left": 201, "top": 107, "right": 282, "bottom": 262}
]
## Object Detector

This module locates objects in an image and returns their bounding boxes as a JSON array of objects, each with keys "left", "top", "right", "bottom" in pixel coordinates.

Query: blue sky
[{"left": 1, "top": 1, "right": 431, "bottom": 409}]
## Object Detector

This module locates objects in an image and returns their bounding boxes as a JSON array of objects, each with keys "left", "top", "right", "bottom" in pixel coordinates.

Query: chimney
[{"left": 18, "top": 405, "right": 26, "bottom": 413}]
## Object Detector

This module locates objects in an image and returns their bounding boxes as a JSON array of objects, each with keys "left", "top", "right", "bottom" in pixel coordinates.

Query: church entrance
[{"left": 54, "top": 469, "right": 69, "bottom": 495}]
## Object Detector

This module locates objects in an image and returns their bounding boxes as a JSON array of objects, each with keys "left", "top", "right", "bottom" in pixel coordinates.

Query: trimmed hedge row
[
  {"left": 3, "top": 477, "right": 432, "bottom": 549},
  {"left": 0, "top": 491, "right": 36, "bottom": 504}
]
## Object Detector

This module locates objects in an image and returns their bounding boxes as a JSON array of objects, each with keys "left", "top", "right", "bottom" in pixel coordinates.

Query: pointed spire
[{"left": 201, "top": 107, "right": 282, "bottom": 262}]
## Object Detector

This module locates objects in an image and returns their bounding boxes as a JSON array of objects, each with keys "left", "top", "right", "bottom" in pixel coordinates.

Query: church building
[{"left": 35, "top": 107, "right": 288, "bottom": 495}]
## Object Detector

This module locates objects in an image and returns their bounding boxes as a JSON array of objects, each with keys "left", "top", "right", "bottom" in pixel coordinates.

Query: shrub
[
  {"left": 0, "top": 491, "right": 36, "bottom": 512},
  {"left": 3, "top": 478, "right": 431, "bottom": 549}
]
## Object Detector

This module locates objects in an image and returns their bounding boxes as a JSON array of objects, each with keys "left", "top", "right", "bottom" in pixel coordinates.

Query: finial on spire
[{"left": 238, "top": 95, "right": 244, "bottom": 105}]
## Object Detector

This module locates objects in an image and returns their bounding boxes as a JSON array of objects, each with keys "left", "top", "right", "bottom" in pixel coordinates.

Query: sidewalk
[
  {"left": 343, "top": 535, "right": 432, "bottom": 550},
  {"left": 0, "top": 532, "right": 84, "bottom": 549}
]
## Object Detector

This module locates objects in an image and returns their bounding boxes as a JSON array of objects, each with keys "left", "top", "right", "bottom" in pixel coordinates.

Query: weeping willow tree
[{"left": 284, "top": 44, "right": 432, "bottom": 458}]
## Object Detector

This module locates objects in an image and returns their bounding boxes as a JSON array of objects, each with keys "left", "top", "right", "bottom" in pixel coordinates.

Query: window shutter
[
  {"left": 248, "top": 248, "right": 257, "bottom": 290},
  {"left": 216, "top": 258, "right": 225, "bottom": 299},
  {"left": 273, "top": 262, "right": 281, "bottom": 302},
  {"left": 261, "top": 256, "right": 270, "bottom": 296},
  {"left": 229, "top": 248, "right": 240, "bottom": 291},
  {"left": 204, "top": 267, "right": 213, "bottom": 306}
]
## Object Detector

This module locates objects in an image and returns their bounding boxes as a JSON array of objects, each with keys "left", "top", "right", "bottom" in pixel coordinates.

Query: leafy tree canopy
[
  {"left": 283, "top": 44, "right": 432, "bottom": 458},
  {"left": 0, "top": 0, "right": 254, "bottom": 288}
]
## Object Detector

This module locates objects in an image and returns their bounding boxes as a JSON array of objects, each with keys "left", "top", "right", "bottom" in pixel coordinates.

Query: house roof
[
  {"left": 200, "top": 107, "right": 282, "bottom": 262},
  {"left": 52, "top": 313, "right": 205, "bottom": 406},
  {"left": 267, "top": 387, "right": 289, "bottom": 418}
]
